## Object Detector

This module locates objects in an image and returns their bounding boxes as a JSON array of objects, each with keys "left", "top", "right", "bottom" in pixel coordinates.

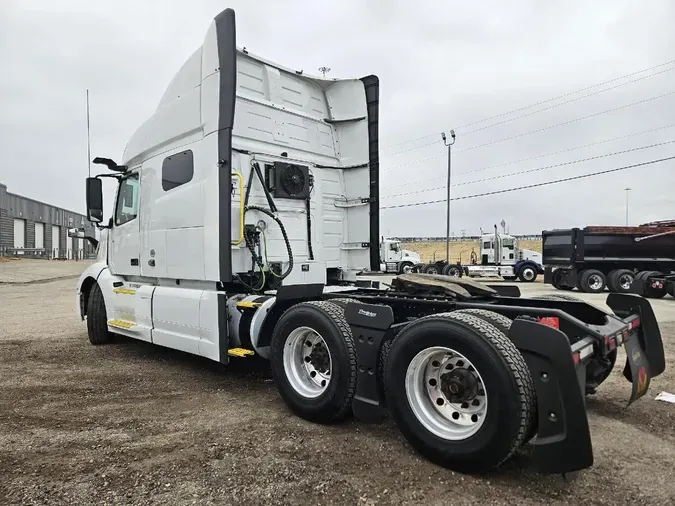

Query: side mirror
[{"left": 86, "top": 177, "right": 103, "bottom": 223}]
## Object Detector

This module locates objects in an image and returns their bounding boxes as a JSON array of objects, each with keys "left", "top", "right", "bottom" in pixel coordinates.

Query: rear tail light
[
  {"left": 573, "top": 342, "right": 594, "bottom": 365},
  {"left": 537, "top": 316, "right": 560, "bottom": 329},
  {"left": 628, "top": 318, "right": 641, "bottom": 330}
]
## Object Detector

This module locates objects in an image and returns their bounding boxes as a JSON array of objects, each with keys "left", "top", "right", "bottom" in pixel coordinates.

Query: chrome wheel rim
[
  {"left": 619, "top": 273, "right": 633, "bottom": 290},
  {"left": 522, "top": 268, "right": 535, "bottom": 281},
  {"left": 588, "top": 274, "right": 604, "bottom": 291},
  {"left": 405, "top": 346, "right": 487, "bottom": 440},
  {"left": 448, "top": 267, "right": 460, "bottom": 277},
  {"left": 283, "top": 327, "right": 332, "bottom": 398},
  {"left": 403, "top": 264, "right": 413, "bottom": 274},
  {"left": 427, "top": 267, "right": 438, "bottom": 274}
]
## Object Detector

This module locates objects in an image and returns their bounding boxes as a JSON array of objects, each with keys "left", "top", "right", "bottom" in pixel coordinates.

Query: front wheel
[
  {"left": 86, "top": 283, "right": 113, "bottom": 345},
  {"left": 517, "top": 265, "right": 538, "bottom": 283},
  {"left": 399, "top": 261, "right": 414, "bottom": 274},
  {"left": 384, "top": 312, "right": 535, "bottom": 473},
  {"left": 270, "top": 301, "right": 357, "bottom": 424}
]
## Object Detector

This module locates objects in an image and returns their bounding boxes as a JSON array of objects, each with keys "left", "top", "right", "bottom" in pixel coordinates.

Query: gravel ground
[{"left": 1, "top": 276, "right": 675, "bottom": 505}]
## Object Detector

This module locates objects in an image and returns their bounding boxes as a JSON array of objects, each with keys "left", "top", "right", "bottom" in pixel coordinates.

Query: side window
[
  {"left": 162, "top": 150, "right": 194, "bottom": 191},
  {"left": 115, "top": 174, "right": 140, "bottom": 226},
  {"left": 482, "top": 241, "right": 490, "bottom": 249}
]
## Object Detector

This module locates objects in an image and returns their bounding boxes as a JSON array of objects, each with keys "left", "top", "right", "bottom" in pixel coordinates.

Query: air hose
[{"left": 239, "top": 161, "right": 294, "bottom": 286}]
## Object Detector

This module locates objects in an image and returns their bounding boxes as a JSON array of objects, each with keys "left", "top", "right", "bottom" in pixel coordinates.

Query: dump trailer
[
  {"left": 76, "top": 7, "right": 665, "bottom": 477},
  {"left": 543, "top": 225, "right": 675, "bottom": 293},
  {"left": 628, "top": 223, "right": 675, "bottom": 299}
]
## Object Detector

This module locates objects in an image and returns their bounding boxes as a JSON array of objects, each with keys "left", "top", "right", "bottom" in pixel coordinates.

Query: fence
[{"left": 394, "top": 235, "right": 543, "bottom": 243}]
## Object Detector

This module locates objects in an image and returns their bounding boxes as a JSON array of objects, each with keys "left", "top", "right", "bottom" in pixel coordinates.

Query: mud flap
[
  {"left": 623, "top": 335, "right": 651, "bottom": 406},
  {"left": 344, "top": 302, "right": 394, "bottom": 424},
  {"left": 607, "top": 292, "right": 666, "bottom": 378},
  {"left": 508, "top": 318, "right": 594, "bottom": 474}
]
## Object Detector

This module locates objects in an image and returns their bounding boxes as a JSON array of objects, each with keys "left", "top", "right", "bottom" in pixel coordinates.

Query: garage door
[
  {"left": 52, "top": 225, "right": 60, "bottom": 258},
  {"left": 35, "top": 223, "right": 45, "bottom": 250},
  {"left": 13, "top": 219, "right": 25, "bottom": 253}
]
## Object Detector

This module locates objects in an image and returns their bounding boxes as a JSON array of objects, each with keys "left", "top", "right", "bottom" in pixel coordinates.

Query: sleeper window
[{"left": 162, "top": 150, "right": 194, "bottom": 191}]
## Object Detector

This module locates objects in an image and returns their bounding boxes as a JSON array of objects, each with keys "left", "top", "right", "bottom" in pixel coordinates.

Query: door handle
[
  {"left": 130, "top": 258, "right": 139, "bottom": 266},
  {"left": 148, "top": 259, "right": 155, "bottom": 267}
]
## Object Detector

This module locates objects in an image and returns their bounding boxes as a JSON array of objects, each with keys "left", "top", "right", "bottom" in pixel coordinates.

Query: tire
[
  {"left": 453, "top": 309, "right": 537, "bottom": 444},
  {"left": 399, "top": 261, "right": 414, "bottom": 274},
  {"left": 607, "top": 269, "right": 634, "bottom": 293},
  {"left": 552, "top": 269, "right": 574, "bottom": 291},
  {"left": 384, "top": 312, "right": 535, "bottom": 473},
  {"left": 442, "top": 264, "right": 462, "bottom": 277},
  {"left": 422, "top": 263, "right": 440, "bottom": 275},
  {"left": 578, "top": 269, "right": 606, "bottom": 293},
  {"left": 517, "top": 264, "right": 538, "bottom": 283},
  {"left": 270, "top": 301, "right": 357, "bottom": 424},
  {"left": 642, "top": 271, "right": 668, "bottom": 299},
  {"left": 86, "top": 283, "right": 113, "bottom": 345}
]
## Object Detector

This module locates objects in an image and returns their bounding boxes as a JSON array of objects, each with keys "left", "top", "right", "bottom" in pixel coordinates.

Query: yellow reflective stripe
[
  {"left": 227, "top": 348, "right": 255, "bottom": 358},
  {"left": 107, "top": 319, "right": 136, "bottom": 329},
  {"left": 112, "top": 288, "right": 137, "bottom": 295}
]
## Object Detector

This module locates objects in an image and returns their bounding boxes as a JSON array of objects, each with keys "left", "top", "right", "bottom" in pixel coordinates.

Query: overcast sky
[{"left": 2, "top": 0, "right": 674, "bottom": 236}]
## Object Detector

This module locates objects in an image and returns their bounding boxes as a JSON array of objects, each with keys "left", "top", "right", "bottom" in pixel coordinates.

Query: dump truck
[
  {"left": 76, "top": 7, "right": 665, "bottom": 477},
  {"left": 543, "top": 224, "right": 675, "bottom": 293}
]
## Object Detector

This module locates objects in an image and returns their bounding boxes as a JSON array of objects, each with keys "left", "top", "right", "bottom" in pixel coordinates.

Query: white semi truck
[
  {"left": 416, "top": 227, "right": 544, "bottom": 282},
  {"left": 379, "top": 238, "right": 421, "bottom": 274},
  {"left": 76, "top": 7, "right": 665, "bottom": 476}
]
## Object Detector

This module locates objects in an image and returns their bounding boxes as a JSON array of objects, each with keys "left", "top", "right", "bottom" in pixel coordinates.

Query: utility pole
[
  {"left": 318, "top": 66, "right": 331, "bottom": 78},
  {"left": 441, "top": 130, "right": 456, "bottom": 262},
  {"left": 625, "top": 187, "right": 632, "bottom": 226}
]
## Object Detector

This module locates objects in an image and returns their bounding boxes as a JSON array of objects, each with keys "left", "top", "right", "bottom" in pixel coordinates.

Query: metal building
[{"left": 0, "top": 183, "right": 96, "bottom": 259}]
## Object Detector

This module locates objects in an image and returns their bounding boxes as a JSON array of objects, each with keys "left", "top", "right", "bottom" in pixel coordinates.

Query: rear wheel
[
  {"left": 607, "top": 269, "right": 634, "bottom": 293},
  {"left": 579, "top": 269, "right": 606, "bottom": 293},
  {"left": 552, "top": 269, "right": 574, "bottom": 291},
  {"left": 270, "top": 301, "right": 357, "bottom": 424},
  {"left": 442, "top": 264, "right": 462, "bottom": 277},
  {"left": 86, "top": 283, "right": 113, "bottom": 345},
  {"left": 384, "top": 312, "right": 535, "bottom": 473},
  {"left": 422, "top": 263, "right": 440, "bottom": 275}
]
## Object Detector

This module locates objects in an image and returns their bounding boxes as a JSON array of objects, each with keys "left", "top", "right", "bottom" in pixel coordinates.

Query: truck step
[
  {"left": 227, "top": 347, "right": 255, "bottom": 358},
  {"left": 107, "top": 319, "right": 136, "bottom": 330}
]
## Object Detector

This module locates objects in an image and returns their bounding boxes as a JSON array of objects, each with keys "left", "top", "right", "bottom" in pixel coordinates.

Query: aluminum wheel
[
  {"left": 618, "top": 273, "right": 633, "bottom": 291},
  {"left": 521, "top": 268, "right": 535, "bottom": 281},
  {"left": 283, "top": 326, "right": 332, "bottom": 399},
  {"left": 588, "top": 274, "right": 604, "bottom": 291},
  {"left": 405, "top": 346, "right": 487, "bottom": 440},
  {"left": 402, "top": 264, "right": 413, "bottom": 274}
]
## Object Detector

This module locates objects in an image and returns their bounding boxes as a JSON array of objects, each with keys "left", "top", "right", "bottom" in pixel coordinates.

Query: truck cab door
[{"left": 109, "top": 172, "right": 141, "bottom": 276}]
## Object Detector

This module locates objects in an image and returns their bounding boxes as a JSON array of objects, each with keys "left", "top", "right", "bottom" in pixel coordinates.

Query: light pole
[
  {"left": 625, "top": 187, "right": 631, "bottom": 226},
  {"left": 441, "top": 130, "right": 456, "bottom": 263}
]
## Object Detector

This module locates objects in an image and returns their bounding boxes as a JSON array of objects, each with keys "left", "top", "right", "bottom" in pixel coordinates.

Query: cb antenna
[
  {"left": 318, "top": 66, "right": 331, "bottom": 78},
  {"left": 86, "top": 89, "right": 91, "bottom": 177}
]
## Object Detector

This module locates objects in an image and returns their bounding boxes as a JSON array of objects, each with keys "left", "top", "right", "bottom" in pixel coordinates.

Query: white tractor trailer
[{"left": 77, "top": 8, "right": 665, "bottom": 476}]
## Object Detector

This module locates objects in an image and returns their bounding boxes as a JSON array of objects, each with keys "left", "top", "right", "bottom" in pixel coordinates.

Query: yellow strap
[{"left": 107, "top": 319, "right": 136, "bottom": 329}]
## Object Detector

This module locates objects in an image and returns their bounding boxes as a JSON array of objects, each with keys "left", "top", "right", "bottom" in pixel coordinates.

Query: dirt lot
[{"left": 1, "top": 267, "right": 675, "bottom": 505}]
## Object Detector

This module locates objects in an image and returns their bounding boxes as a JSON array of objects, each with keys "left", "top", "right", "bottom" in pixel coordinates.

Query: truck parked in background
[
  {"left": 416, "top": 226, "right": 544, "bottom": 282},
  {"left": 379, "top": 238, "right": 421, "bottom": 274},
  {"left": 543, "top": 222, "right": 675, "bottom": 294}
]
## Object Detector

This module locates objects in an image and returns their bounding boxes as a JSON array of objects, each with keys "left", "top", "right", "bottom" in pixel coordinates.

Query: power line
[
  {"left": 380, "top": 155, "right": 675, "bottom": 209},
  {"left": 454, "top": 59, "right": 675, "bottom": 130},
  {"left": 455, "top": 90, "right": 675, "bottom": 154},
  {"left": 460, "top": 66, "right": 675, "bottom": 136},
  {"left": 380, "top": 58, "right": 675, "bottom": 152},
  {"left": 381, "top": 139, "right": 675, "bottom": 199},
  {"left": 382, "top": 123, "right": 675, "bottom": 183}
]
